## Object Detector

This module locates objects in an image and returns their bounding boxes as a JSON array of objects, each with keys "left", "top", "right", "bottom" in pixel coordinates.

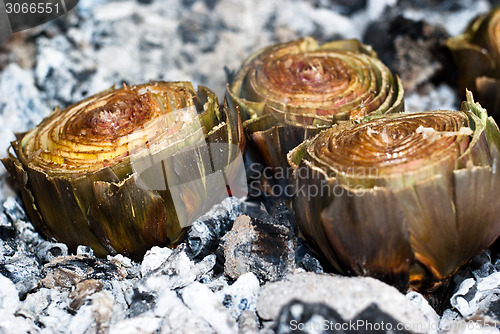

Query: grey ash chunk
[
  {"left": 36, "top": 241, "right": 69, "bottom": 264},
  {"left": 42, "top": 255, "right": 128, "bottom": 289},
  {"left": 447, "top": 251, "right": 500, "bottom": 328},
  {"left": 222, "top": 214, "right": 295, "bottom": 283},
  {"left": 68, "top": 279, "right": 104, "bottom": 312},
  {"left": 185, "top": 197, "right": 242, "bottom": 260},
  {"left": 127, "top": 288, "right": 156, "bottom": 318},
  {"left": 0, "top": 256, "right": 41, "bottom": 299}
]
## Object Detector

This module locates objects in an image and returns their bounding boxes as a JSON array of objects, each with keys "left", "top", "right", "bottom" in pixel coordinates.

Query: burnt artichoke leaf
[
  {"left": 469, "top": 8, "right": 500, "bottom": 65},
  {"left": 198, "top": 85, "right": 225, "bottom": 135},
  {"left": 476, "top": 77, "right": 500, "bottom": 121},
  {"left": 466, "top": 11, "right": 488, "bottom": 36},
  {"left": 290, "top": 159, "right": 345, "bottom": 273},
  {"left": 1, "top": 148, "right": 50, "bottom": 238},
  {"left": 245, "top": 114, "right": 332, "bottom": 172},
  {"left": 226, "top": 87, "right": 265, "bottom": 120},
  {"left": 320, "top": 185, "right": 413, "bottom": 290},
  {"left": 88, "top": 175, "right": 171, "bottom": 257},
  {"left": 394, "top": 174, "right": 459, "bottom": 281},
  {"left": 250, "top": 123, "right": 313, "bottom": 174},
  {"left": 261, "top": 106, "right": 333, "bottom": 128},
  {"left": 221, "top": 98, "right": 245, "bottom": 151},
  {"left": 454, "top": 108, "right": 491, "bottom": 168},
  {"left": 386, "top": 75, "right": 405, "bottom": 114},
  {"left": 446, "top": 36, "right": 494, "bottom": 87},
  {"left": 287, "top": 139, "right": 311, "bottom": 171},
  {"left": 454, "top": 165, "right": 500, "bottom": 267},
  {"left": 25, "top": 166, "right": 109, "bottom": 256}
]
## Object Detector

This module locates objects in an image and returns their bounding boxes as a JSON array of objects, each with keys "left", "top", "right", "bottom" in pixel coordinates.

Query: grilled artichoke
[
  {"left": 228, "top": 37, "right": 404, "bottom": 197},
  {"left": 2, "top": 82, "right": 245, "bottom": 258},
  {"left": 288, "top": 91, "right": 500, "bottom": 291},
  {"left": 447, "top": 6, "right": 500, "bottom": 119}
]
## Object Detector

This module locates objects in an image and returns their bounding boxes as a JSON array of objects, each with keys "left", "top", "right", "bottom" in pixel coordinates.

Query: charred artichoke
[
  {"left": 447, "top": 6, "right": 500, "bottom": 119},
  {"left": 2, "top": 82, "right": 245, "bottom": 258},
  {"left": 288, "top": 91, "right": 500, "bottom": 291},
  {"left": 228, "top": 37, "right": 404, "bottom": 197}
]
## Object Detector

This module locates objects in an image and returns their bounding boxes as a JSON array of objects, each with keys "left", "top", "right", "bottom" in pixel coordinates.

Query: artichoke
[
  {"left": 288, "top": 91, "right": 500, "bottom": 291},
  {"left": 2, "top": 82, "right": 245, "bottom": 258},
  {"left": 227, "top": 37, "right": 404, "bottom": 197},
  {"left": 447, "top": 6, "right": 500, "bottom": 120}
]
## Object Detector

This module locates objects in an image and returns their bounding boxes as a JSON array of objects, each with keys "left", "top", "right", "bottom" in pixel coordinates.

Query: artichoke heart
[
  {"left": 227, "top": 37, "right": 404, "bottom": 196},
  {"left": 288, "top": 91, "right": 500, "bottom": 291},
  {"left": 2, "top": 82, "right": 245, "bottom": 258}
]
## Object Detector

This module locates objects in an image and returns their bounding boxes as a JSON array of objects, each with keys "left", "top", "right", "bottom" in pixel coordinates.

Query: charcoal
[
  {"left": 185, "top": 197, "right": 242, "bottom": 260},
  {"left": 42, "top": 255, "right": 127, "bottom": 289},
  {"left": 222, "top": 215, "right": 296, "bottom": 283},
  {"left": 36, "top": 241, "right": 68, "bottom": 264},
  {"left": 0, "top": 256, "right": 41, "bottom": 299}
]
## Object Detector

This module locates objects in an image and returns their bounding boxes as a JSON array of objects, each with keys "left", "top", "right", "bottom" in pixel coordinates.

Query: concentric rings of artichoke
[
  {"left": 287, "top": 91, "right": 500, "bottom": 291},
  {"left": 227, "top": 37, "right": 404, "bottom": 192},
  {"left": 2, "top": 81, "right": 245, "bottom": 258}
]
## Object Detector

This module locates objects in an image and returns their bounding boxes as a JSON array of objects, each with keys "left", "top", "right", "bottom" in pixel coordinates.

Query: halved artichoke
[
  {"left": 2, "top": 82, "right": 245, "bottom": 258},
  {"left": 227, "top": 37, "right": 404, "bottom": 197},
  {"left": 447, "top": 6, "right": 500, "bottom": 119},
  {"left": 288, "top": 91, "right": 500, "bottom": 291}
]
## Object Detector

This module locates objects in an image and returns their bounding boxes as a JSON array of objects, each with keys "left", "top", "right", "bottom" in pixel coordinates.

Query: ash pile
[
  {"left": 1, "top": 0, "right": 500, "bottom": 333},
  {"left": 2, "top": 195, "right": 500, "bottom": 333}
]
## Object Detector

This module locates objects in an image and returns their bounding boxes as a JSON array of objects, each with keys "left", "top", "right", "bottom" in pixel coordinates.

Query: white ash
[
  {"left": 0, "top": 64, "right": 49, "bottom": 156},
  {"left": 405, "top": 84, "right": 459, "bottom": 112},
  {"left": 400, "top": 0, "right": 490, "bottom": 36},
  {"left": 406, "top": 291, "right": 440, "bottom": 334},
  {"left": 140, "top": 246, "right": 173, "bottom": 277},
  {"left": 445, "top": 252, "right": 500, "bottom": 331}
]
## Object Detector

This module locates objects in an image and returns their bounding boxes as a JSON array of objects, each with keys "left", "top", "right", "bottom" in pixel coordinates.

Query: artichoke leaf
[{"left": 321, "top": 185, "right": 413, "bottom": 291}]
